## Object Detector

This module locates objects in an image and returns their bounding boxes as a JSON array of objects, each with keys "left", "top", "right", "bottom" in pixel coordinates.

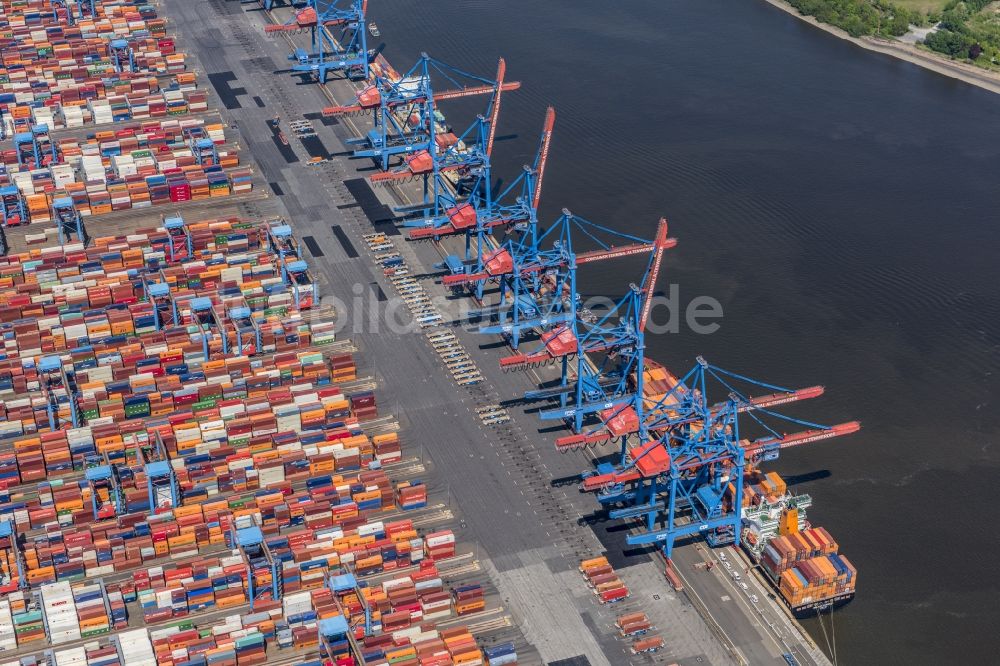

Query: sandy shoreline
[{"left": 761, "top": 0, "right": 1000, "bottom": 96}]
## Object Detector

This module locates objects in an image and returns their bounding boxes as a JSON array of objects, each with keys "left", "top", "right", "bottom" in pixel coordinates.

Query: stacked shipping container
[
  {"left": 0, "top": 117, "right": 230, "bottom": 170},
  {"left": 0, "top": 0, "right": 521, "bottom": 663},
  {"left": 579, "top": 556, "right": 630, "bottom": 604},
  {"left": 0, "top": 1, "right": 250, "bottom": 231}
]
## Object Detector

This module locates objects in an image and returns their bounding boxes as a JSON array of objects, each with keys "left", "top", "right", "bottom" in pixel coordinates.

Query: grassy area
[{"left": 891, "top": 0, "right": 950, "bottom": 14}]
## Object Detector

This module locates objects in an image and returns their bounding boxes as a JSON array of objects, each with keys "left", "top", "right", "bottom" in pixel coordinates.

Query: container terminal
[{"left": 0, "top": 1, "right": 860, "bottom": 665}]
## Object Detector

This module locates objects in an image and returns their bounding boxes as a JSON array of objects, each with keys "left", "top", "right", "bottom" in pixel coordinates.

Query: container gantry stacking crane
[
  {"left": 266, "top": 221, "right": 303, "bottom": 261},
  {"left": 108, "top": 39, "right": 136, "bottom": 73},
  {"left": 153, "top": 216, "right": 194, "bottom": 263},
  {"left": 266, "top": 0, "right": 371, "bottom": 83},
  {"left": 0, "top": 186, "right": 28, "bottom": 228},
  {"left": 233, "top": 525, "right": 282, "bottom": 610},
  {"left": 266, "top": 221, "right": 318, "bottom": 308},
  {"left": 14, "top": 125, "right": 56, "bottom": 169},
  {"left": 574, "top": 357, "right": 860, "bottom": 559},
  {"left": 323, "top": 55, "right": 520, "bottom": 172},
  {"left": 84, "top": 431, "right": 175, "bottom": 518},
  {"left": 51, "top": 196, "right": 87, "bottom": 246},
  {"left": 86, "top": 465, "right": 125, "bottom": 521},
  {"left": 0, "top": 520, "right": 26, "bottom": 594},
  {"left": 52, "top": 0, "right": 97, "bottom": 26},
  {"left": 39, "top": 355, "right": 81, "bottom": 430},
  {"left": 188, "top": 136, "right": 218, "bottom": 166}
]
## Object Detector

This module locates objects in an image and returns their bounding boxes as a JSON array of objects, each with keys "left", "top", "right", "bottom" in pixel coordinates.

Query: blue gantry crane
[
  {"left": 0, "top": 186, "right": 27, "bottom": 228},
  {"left": 575, "top": 357, "right": 861, "bottom": 558},
  {"left": 554, "top": 361, "right": 827, "bottom": 457},
  {"left": 279, "top": 258, "right": 318, "bottom": 309},
  {"left": 367, "top": 56, "right": 514, "bottom": 193},
  {"left": 144, "top": 279, "right": 179, "bottom": 331},
  {"left": 265, "top": 221, "right": 318, "bottom": 308},
  {"left": 410, "top": 106, "right": 554, "bottom": 244},
  {"left": 234, "top": 524, "right": 282, "bottom": 610},
  {"left": 446, "top": 215, "right": 672, "bottom": 348},
  {"left": 186, "top": 296, "right": 228, "bottom": 358},
  {"left": 266, "top": 220, "right": 302, "bottom": 260},
  {"left": 86, "top": 465, "right": 124, "bottom": 521},
  {"left": 52, "top": 196, "right": 87, "bottom": 245},
  {"left": 328, "top": 571, "right": 373, "bottom": 636},
  {"left": 14, "top": 125, "right": 56, "bottom": 169},
  {"left": 323, "top": 55, "right": 519, "bottom": 172},
  {"left": 81, "top": 431, "right": 174, "bottom": 520},
  {"left": 145, "top": 459, "right": 180, "bottom": 510},
  {"left": 160, "top": 216, "right": 194, "bottom": 263},
  {"left": 318, "top": 615, "right": 353, "bottom": 663},
  {"left": 39, "top": 355, "right": 81, "bottom": 430},
  {"left": 188, "top": 136, "right": 218, "bottom": 166},
  {"left": 108, "top": 39, "right": 136, "bottom": 73},
  {"left": 318, "top": 570, "right": 373, "bottom": 661},
  {"left": 267, "top": 0, "right": 371, "bottom": 83},
  {"left": 416, "top": 107, "right": 554, "bottom": 295},
  {"left": 227, "top": 305, "right": 264, "bottom": 355},
  {"left": 52, "top": 0, "right": 97, "bottom": 26},
  {"left": 0, "top": 520, "right": 26, "bottom": 594},
  {"left": 500, "top": 219, "right": 672, "bottom": 433}
]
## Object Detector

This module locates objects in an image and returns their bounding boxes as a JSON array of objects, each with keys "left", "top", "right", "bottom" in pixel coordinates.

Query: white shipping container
[
  {"left": 425, "top": 533, "right": 456, "bottom": 548},
  {"left": 53, "top": 646, "right": 87, "bottom": 666},
  {"left": 117, "top": 628, "right": 157, "bottom": 666},
  {"left": 258, "top": 466, "right": 285, "bottom": 486}
]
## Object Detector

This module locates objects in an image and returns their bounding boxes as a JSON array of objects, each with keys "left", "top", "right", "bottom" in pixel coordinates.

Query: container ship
[
  {"left": 639, "top": 358, "right": 858, "bottom": 617},
  {"left": 738, "top": 469, "right": 857, "bottom": 616}
]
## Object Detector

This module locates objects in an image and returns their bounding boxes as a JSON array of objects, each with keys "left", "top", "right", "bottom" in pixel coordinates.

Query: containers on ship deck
[{"left": 753, "top": 501, "right": 856, "bottom": 611}]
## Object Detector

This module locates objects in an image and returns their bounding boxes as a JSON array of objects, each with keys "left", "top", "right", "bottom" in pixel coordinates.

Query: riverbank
[{"left": 761, "top": 0, "right": 1000, "bottom": 95}]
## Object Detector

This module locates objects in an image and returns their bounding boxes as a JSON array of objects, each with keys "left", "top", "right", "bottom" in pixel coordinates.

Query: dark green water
[{"left": 374, "top": 1, "right": 1000, "bottom": 662}]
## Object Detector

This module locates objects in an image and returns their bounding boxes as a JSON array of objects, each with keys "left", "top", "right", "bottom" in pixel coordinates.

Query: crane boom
[
  {"left": 639, "top": 219, "right": 670, "bottom": 333},
  {"left": 555, "top": 385, "right": 827, "bottom": 452},
  {"left": 574, "top": 235, "right": 677, "bottom": 266},
  {"left": 485, "top": 58, "right": 506, "bottom": 158},
  {"left": 322, "top": 81, "right": 522, "bottom": 116},
  {"left": 580, "top": 421, "right": 861, "bottom": 491},
  {"left": 369, "top": 162, "right": 461, "bottom": 185},
  {"left": 532, "top": 107, "right": 555, "bottom": 210},
  {"left": 743, "top": 421, "right": 861, "bottom": 455},
  {"left": 264, "top": 5, "right": 349, "bottom": 33}
]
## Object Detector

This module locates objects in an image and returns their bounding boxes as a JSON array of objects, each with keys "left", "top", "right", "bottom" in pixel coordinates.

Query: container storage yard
[
  {"left": 0, "top": 1, "right": 862, "bottom": 665},
  {"left": 0, "top": 2, "right": 537, "bottom": 665}
]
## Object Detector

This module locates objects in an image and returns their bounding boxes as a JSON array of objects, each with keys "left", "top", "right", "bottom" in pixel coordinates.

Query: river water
[{"left": 372, "top": 0, "right": 1000, "bottom": 662}]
